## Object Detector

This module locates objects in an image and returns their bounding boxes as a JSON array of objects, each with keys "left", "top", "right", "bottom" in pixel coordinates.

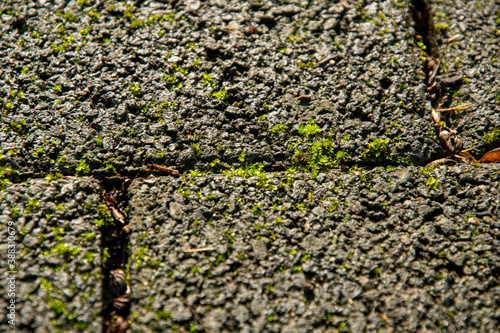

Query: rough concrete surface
[
  {"left": 1, "top": 0, "right": 437, "bottom": 176},
  {"left": 0, "top": 178, "right": 103, "bottom": 332},
  {"left": 0, "top": 0, "right": 499, "bottom": 332},
  {"left": 128, "top": 166, "right": 500, "bottom": 332}
]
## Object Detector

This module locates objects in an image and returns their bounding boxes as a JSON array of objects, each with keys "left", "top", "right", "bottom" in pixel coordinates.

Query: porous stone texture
[
  {"left": 0, "top": 0, "right": 499, "bottom": 332},
  {"left": 0, "top": 178, "right": 103, "bottom": 332},
  {"left": 128, "top": 165, "right": 500, "bottom": 332},
  {"left": 1, "top": 0, "right": 435, "bottom": 177}
]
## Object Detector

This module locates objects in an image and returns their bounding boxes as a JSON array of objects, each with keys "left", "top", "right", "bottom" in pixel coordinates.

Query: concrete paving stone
[
  {"left": 1, "top": 0, "right": 435, "bottom": 178},
  {"left": 128, "top": 165, "right": 500, "bottom": 332},
  {"left": 0, "top": 178, "right": 103, "bottom": 332},
  {"left": 0, "top": 0, "right": 499, "bottom": 332}
]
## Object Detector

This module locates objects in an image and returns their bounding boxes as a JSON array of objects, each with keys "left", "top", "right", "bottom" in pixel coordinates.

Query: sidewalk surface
[{"left": 0, "top": 0, "right": 499, "bottom": 332}]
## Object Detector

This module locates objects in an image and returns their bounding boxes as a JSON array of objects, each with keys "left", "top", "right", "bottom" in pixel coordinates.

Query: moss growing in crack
[
  {"left": 44, "top": 173, "right": 63, "bottom": 181},
  {"left": 156, "top": 310, "right": 171, "bottom": 320},
  {"left": 251, "top": 203, "right": 261, "bottom": 215},
  {"left": 95, "top": 204, "right": 113, "bottom": 227},
  {"left": 226, "top": 163, "right": 276, "bottom": 191},
  {"left": 94, "top": 137, "right": 103, "bottom": 147},
  {"left": 291, "top": 139, "right": 338, "bottom": 176},
  {"left": 360, "top": 138, "right": 395, "bottom": 162}
]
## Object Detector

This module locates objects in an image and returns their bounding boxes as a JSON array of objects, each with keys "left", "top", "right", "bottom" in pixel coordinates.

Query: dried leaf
[
  {"left": 478, "top": 147, "right": 500, "bottom": 163},
  {"left": 109, "top": 206, "right": 126, "bottom": 224},
  {"left": 427, "top": 158, "right": 456, "bottom": 166},
  {"left": 113, "top": 294, "right": 130, "bottom": 310},
  {"left": 104, "top": 196, "right": 117, "bottom": 205},
  {"left": 431, "top": 109, "right": 440, "bottom": 124},
  {"left": 109, "top": 269, "right": 127, "bottom": 295},
  {"left": 458, "top": 151, "right": 477, "bottom": 163}
]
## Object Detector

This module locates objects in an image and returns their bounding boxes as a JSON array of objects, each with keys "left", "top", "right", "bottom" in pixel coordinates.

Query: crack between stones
[{"left": 96, "top": 175, "right": 132, "bottom": 333}]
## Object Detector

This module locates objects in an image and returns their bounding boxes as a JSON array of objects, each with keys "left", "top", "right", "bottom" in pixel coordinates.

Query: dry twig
[{"left": 182, "top": 247, "right": 215, "bottom": 253}]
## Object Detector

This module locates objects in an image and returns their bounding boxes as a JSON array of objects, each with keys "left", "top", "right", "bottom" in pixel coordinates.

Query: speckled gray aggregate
[
  {"left": 0, "top": 178, "right": 102, "bottom": 332},
  {"left": 1, "top": 0, "right": 500, "bottom": 332},
  {"left": 128, "top": 165, "right": 500, "bottom": 332},
  {"left": 1, "top": 0, "right": 436, "bottom": 176}
]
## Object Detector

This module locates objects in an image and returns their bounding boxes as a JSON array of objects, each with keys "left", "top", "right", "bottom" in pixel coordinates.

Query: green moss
[
  {"left": 95, "top": 204, "right": 113, "bottom": 226},
  {"left": 129, "top": 84, "right": 141, "bottom": 96},
  {"left": 133, "top": 245, "right": 151, "bottom": 270},
  {"left": 48, "top": 297, "right": 67, "bottom": 315},
  {"left": 83, "top": 253, "right": 94, "bottom": 264},
  {"left": 76, "top": 160, "right": 90, "bottom": 176},
  {"left": 295, "top": 203, "right": 306, "bottom": 211},
  {"left": 51, "top": 243, "right": 81, "bottom": 260},
  {"left": 286, "top": 34, "right": 303, "bottom": 44},
  {"left": 10, "top": 206, "right": 20, "bottom": 218},
  {"left": 211, "top": 89, "right": 227, "bottom": 99},
  {"left": 426, "top": 177, "right": 440, "bottom": 190},
  {"left": 161, "top": 76, "right": 182, "bottom": 91},
  {"left": 291, "top": 139, "right": 338, "bottom": 176},
  {"left": 156, "top": 310, "right": 171, "bottom": 320},
  {"left": 94, "top": 137, "right": 103, "bottom": 147},
  {"left": 56, "top": 11, "right": 80, "bottom": 22},
  {"left": 191, "top": 144, "right": 202, "bottom": 156},
  {"left": 173, "top": 64, "right": 188, "bottom": 75},
  {"left": 298, "top": 119, "right": 319, "bottom": 137},
  {"left": 9, "top": 120, "right": 27, "bottom": 134},
  {"left": 52, "top": 227, "right": 64, "bottom": 241},
  {"left": 298, "top": 61, "right": 318, "bottom": 70},
  {"left": 336, "top": 151, "right": 351, "bottom": 162},
  {"left": 205, "top": 194, "right": 217, "bottom": 200},
  {"left": 360, "top": 138, "right": 394, "bottom": 162},
  {"left": 270, "top": 124, "right": 288, "bottom": 135},
  {"left": 75, "top": 322, "right": 89, "bottom": 331},
  {"left": 251, "top": 204, "right": 261, "bottom": 215},
  {"left": 328, "top": 200, "right": 339, "bottom": 212},
  {"left": 483, "top": 127, "right": 500, "bottom": 144},
  {"left": 435, "top": 22, "right": 449, "bottom": 34},
  {"left": 44, "top": 173, "right": 63, "bottom": 181}
]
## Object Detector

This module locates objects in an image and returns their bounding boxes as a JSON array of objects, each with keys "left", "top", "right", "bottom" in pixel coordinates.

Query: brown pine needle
[
  {"left": 380, "top": 313, "right": 392, "bottom": 333},
  {"left": 182, "top": 247, "right": 215, "bottom": 253},
  {"left": 435, "top": 103, "right": 474, "bottom": 112}
]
